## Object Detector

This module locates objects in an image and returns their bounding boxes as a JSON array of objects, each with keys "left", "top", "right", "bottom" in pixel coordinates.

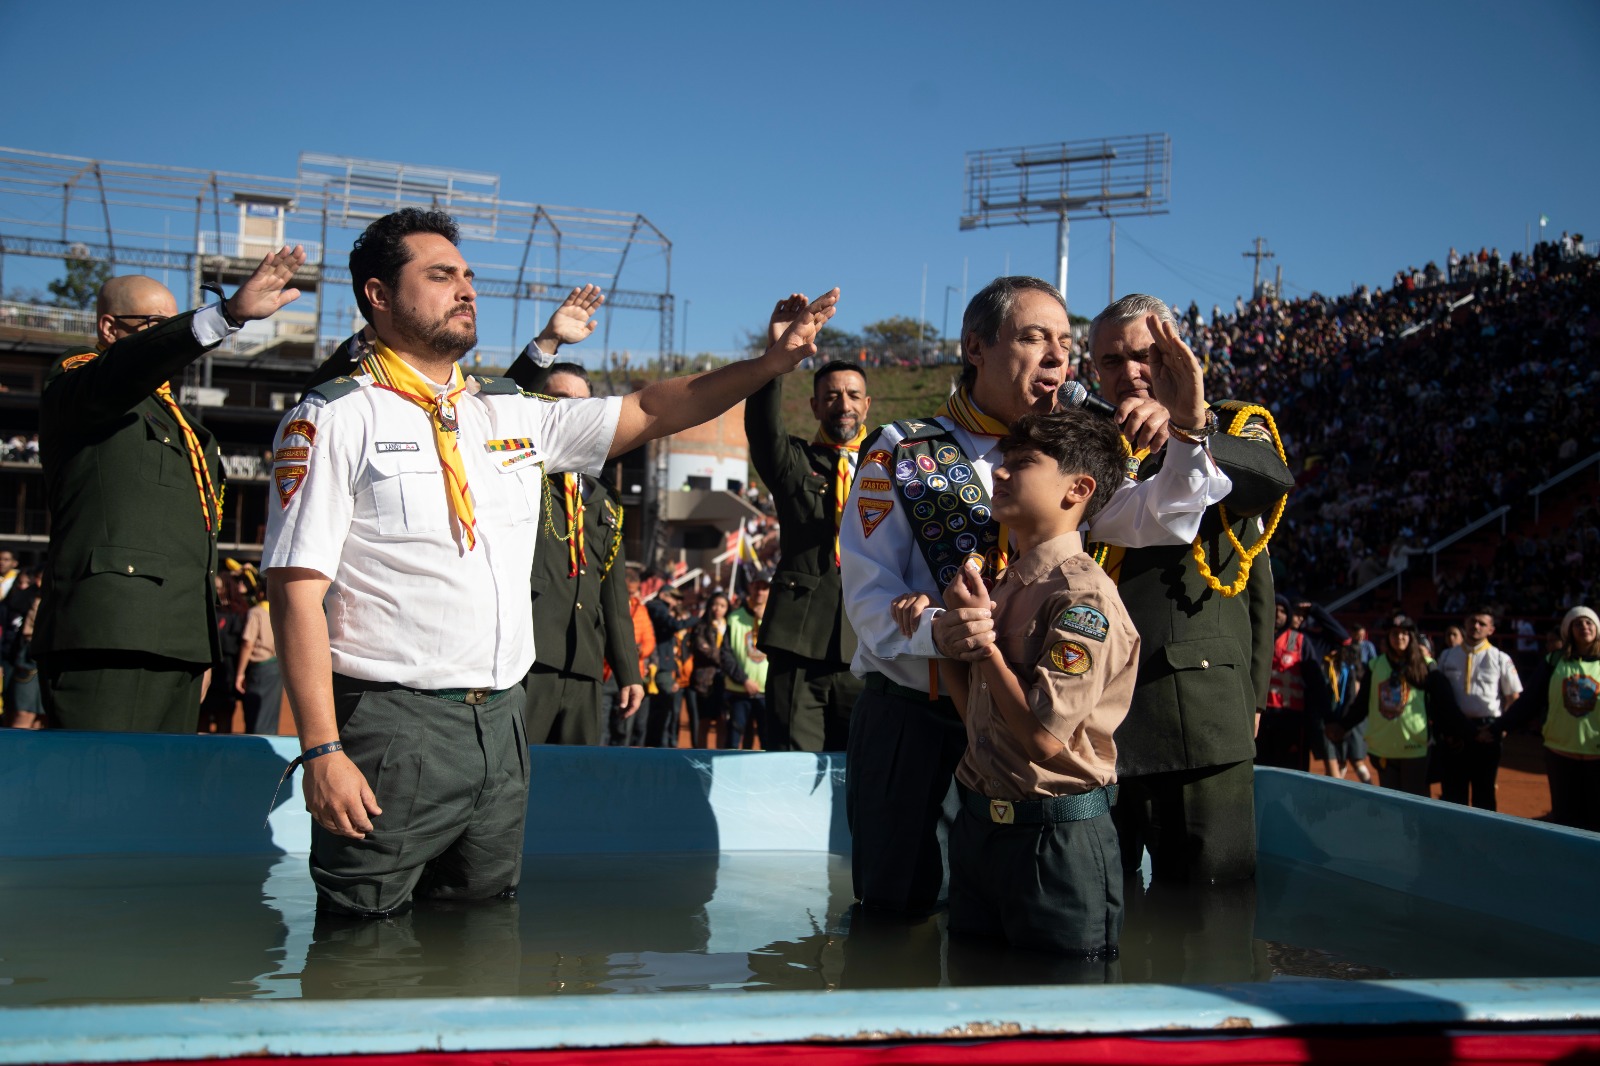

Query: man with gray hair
[
  {"left": 844, "top": 276, "right": 1233, "bottom": 914},
  {"left": 1086, "top": 293, "right": 1292, "bottom": 885}
]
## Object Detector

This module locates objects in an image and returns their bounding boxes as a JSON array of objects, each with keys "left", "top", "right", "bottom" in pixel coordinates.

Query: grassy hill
[{"left": 771, "top": 362, "right": 964, "bottom": 443}]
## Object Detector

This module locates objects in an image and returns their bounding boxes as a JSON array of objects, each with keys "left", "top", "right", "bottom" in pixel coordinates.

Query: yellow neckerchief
[
  {"left": 1464, "top": 639, "right": 1492, "bottom": 691},
  {"left": 1091, "top": 438, "right": 1152, "bottom": 583},
  {"left": 1189, "top": 404, "right": 1286, "bottom": 598},
  {"left": 935, "top": 386, "right": 1014, "bottom": 574},
  {"left": 564, "top": 474, "right": 586, "bottom": 577},
  {"left": 361, "top": 340, "right": 476, "bottom": 550},
  {"left": 812, "top": 424, "right": 869, "bottom": 567},
  {"left": 153, "top": 382, "right": 223, "bottom": 533}
]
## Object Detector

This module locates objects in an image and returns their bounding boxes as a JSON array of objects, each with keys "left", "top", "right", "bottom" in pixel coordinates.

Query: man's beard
[
  {"left": 394, "top": 302, "right": 476, "bottom": 360},
  {"left": 823, "top": 415, "right": 859, "bottom": 442}
]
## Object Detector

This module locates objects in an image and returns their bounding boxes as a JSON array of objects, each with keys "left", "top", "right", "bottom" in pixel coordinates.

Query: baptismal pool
[{"left": 0, "top": 732, "right": 1596, "bottom": 1063}]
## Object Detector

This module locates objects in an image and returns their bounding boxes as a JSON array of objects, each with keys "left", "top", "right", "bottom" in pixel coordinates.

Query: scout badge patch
[
  {"left": 275, "top": 465, "right": 307, "bottom": 508},
  {"left": 281, "top": 419, "right": 317, "bottom": 447},
  {"left": 858, "top": 497, "right": 893, "bottom": 538},
  {"left": 989, "top": 799, "right": 1015, "bottom": 825},
  {"left": 1048, "top": 640, "right": 1092, "bottom": 675},
  {"left": 1057, "top": 604, "right": 1110, "bottom": 642},
  {"left": 61, "top": 352, "right": 100, "bottom": 371}
]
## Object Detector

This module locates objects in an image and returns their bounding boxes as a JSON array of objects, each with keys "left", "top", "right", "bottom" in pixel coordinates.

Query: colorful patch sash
[{"left": 887, "top": 420, "right": 1003, "bottom": 591}]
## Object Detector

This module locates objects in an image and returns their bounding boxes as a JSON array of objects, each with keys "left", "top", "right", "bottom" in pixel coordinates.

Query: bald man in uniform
[{"left": 34, "top": 251, "right": 306, "bottom": 732}]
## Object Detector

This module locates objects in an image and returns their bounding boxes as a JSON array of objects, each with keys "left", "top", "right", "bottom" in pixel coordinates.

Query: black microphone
[{"left": 1057, "top": 380, "right": 1118, "bottom": 418}]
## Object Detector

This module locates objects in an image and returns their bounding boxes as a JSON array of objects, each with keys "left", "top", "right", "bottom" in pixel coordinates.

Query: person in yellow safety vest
[
  {"left": 1507, "top": 606, "right": 1600, "bottom": 831},
  {"left": 1326, "top": 611, "right": 1467, "bottom": 796}
]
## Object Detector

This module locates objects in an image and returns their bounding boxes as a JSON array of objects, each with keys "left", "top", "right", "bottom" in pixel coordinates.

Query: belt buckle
[
  {"left": 464, "top": 688, "right": 493, "bottom": 706},
  {"left": 988, "top": 799, "right": 1015, "bottom": 825}
]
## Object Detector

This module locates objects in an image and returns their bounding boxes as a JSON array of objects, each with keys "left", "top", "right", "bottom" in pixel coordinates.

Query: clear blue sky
[{"left": 2, "top": 0, "right": 1596, "bottom": 361}]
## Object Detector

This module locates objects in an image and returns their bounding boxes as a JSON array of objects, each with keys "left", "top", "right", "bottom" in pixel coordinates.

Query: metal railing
[
  {"left": 1529, "top": 451, "right": 1600, "bottom": 522},
  {"left": 197, "top": 231, "right": 322, "bottom": 263},
  {"left": 0, "top": 300, "right": 94, "bottom": 335}
]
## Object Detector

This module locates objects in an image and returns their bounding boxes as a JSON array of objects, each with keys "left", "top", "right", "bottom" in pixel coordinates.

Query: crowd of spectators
[
  {"left": 3, "top": 435, "right": 38, "bottom": 463},
  {"left": 1157, "top": 244, "right": 1600, "bottom": 608}
]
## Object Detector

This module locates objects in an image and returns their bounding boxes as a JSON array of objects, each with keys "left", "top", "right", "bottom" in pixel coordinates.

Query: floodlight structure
[
  {"left": 959, "top": 134, "right": 1170, "bottom": 309},
  {"left": 0, "top": 146, "right": 674, "bottom": 374}
]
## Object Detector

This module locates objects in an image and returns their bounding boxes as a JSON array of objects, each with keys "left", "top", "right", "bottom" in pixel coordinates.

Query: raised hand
[
  {"left": 891, "top": 592, "right": 931, "bottom": 638},
  {"left": 1144, "top": 313, "right": 1207, "bottom": 431},
  {"left": 538, "top": 284, "right": 605, "bottom": 351},
  {"left": 768, "top": 293, "right": 808, "bottom": 347},
  {"left": 763, "top": 288, "right": 839, "bottom": 372},
  {"left": 226, "top": 245, "right": 307, "bottom": 322}
]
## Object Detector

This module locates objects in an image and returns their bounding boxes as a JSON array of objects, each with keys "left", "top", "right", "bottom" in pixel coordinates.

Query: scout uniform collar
[
  {"left": 936, "top": 386, "right": 1009, "bottom": 437},
  {"left": 361, "top": 340, "right": 478, "bottom": 551},
  {"left": 1003, "top": 530, "right": 1086, "bottom": 586}
]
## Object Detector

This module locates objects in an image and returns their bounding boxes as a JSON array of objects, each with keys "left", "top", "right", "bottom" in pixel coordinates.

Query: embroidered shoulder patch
[
  {"left": 273, "top": 447, "right": 309, "bottom": 462},
  {"left": 375, "top": 441, "right": 420, "bottom": 453},
  {"left": 1048, "top": 639, "right": 1092, "bottom": 675},
  {"left": 61, "top": 352, "right": 100, "bottom": 371},
  {"left": 864, "top": 449, "right": 893, "bottom": 470},
  {"left": 858, "top": 497, "right": 893, "bottom": 538},
  {"left": 858, "top": 477, "right": 892, "bottom": 493},
  {"left": 275, "top": 465, "right": 307, "bottom": 509},
  {"left": 1056, "top": 604, "right": 1110, "bottom": 642},
  {"left": 281, "top": 419, "right": 317, "bottom": 447}
]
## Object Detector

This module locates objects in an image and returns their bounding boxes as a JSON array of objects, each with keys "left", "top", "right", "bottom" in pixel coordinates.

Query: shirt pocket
[
  {"left": 367, "top": 449, "right": 449, "bottom": 536},
  {"left": 800, "top": 472, "right": 831, "bottom": 519},
  {"left": 496, "top": 461, "right": 545, "bottom": 526}
]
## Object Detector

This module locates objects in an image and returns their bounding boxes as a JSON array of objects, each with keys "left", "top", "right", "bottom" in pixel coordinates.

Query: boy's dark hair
[
  {"left": 998, "top": 411, "right": 1125, "bottom": 523},
  {"left": 349, "top": 208, "right": 461, "bottom": 321},
  {"left": 812, "top": 359, "right": 866, "bottom": 392}
]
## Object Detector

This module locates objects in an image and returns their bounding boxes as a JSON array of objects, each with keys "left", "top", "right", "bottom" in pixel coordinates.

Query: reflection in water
[{"left": 0, "top": 850, "right": 1594, "bottom": 1005}]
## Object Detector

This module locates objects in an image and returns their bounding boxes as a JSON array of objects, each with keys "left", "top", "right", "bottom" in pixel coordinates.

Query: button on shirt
[
  {"left": 263, "top": 374, "right": 621, "bottom": 690},
  {"left": 955, "top": 533, "right": 1140, "bottom": 800},
  {"left": 841, "top": 417, "right": 1232, "bottom": 691},
  {"left": 1436, "top": 643, "right": 1523, "bottom": 720}
]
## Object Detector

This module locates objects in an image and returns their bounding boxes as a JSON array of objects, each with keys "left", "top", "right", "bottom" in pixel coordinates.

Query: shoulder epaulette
[
  {"left": 472, "top": 375, "right": 524, "bottom": 396},
  {"left": 891, "top": 418, "right": 946, "bottom": 444},
  {"left": 306, "top": 375, "right": 363, "bottom": 403}
]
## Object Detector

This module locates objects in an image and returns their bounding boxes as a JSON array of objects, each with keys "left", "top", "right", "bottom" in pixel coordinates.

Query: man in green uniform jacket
[
  {"left": 505, "top": 354, "right": 643, "bottom": 745},
  {"left": 35, "top": 250, "right": 306, "bottom": 732},
  {"left": 745, "top": 296, "right": 871, "bottom": 751},
  {"left": 1087, "top": 294, "right": 1294, "bottom": 885}
]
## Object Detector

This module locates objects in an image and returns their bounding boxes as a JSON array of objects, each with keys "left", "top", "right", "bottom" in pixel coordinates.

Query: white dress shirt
[
  {"left": 841, "top": 418, "right": 1232, "bottom": 690},
  {"left": 1436, "top": 642, "right": 1523, "bottom": 720},
  {"left": 263, "top": 372, "right": 620, "bottom": 690}
]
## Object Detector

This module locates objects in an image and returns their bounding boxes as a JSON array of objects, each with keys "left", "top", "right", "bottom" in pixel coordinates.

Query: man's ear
[
  {"left": 364, "top": 277, "right": 390, "bottom": 315},
  {"left": 962, "top": 332, "right": 983, "bottom": 374},
  {"left": 1065, "top": 472, "right": 1096, "bottom": 507}
]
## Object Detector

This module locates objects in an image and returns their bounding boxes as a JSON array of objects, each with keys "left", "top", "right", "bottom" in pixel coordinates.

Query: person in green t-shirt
[
  {"left": 722, "top": 578, "right": 770, "bottom": 750},
  {"left": 1510, "top": 606, "right": 1600, "bottom": 831}
]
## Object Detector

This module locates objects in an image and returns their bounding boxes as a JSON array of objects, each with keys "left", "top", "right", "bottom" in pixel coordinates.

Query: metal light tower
[{"left": 959, "top": 134, "right": 1170, "bottom": 309}]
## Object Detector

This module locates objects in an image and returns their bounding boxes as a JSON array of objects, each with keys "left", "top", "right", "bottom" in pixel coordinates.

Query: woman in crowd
[
  {"left": 1328, "top": 612, "right": 1465, "bottom": 796},
  {"left": 1443, "top": 625, "right": 1464, "bottom": 650},
  {"left": 688, "top": 592, "right": 730, "bottom": 749},
  {"left": 233, "top": 580, "right": 282, "bottom": 735},
  {"left": 1513, "top": 606, "right": 1600, "bottom": 831},
  {"left": 199, "top": 572, "right": 249, "bottom": 733},
  {"left": 1321, "top": 643, "right": 1372, "bottom": 782}
]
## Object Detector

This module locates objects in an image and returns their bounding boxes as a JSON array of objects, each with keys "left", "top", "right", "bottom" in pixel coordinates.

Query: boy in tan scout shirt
[{"left": 935, "top": 411, "right": 1139, "bottom": 957}]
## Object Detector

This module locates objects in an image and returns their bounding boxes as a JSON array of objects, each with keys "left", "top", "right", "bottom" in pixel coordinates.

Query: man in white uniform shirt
[
  {"left": 1435, "top": 605, "right": 1522, "bottom": 811},
  {"left": 839, "top": 275, "right": 1229, "bottom": 913},
  {"left": 265, "top": 208, "right": 838, "bottom": 916}
]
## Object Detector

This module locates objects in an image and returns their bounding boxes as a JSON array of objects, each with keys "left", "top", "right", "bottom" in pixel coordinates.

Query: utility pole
[
  {"left": 1242, "top": 237, "right": 1275, "bottom": 298},
  {"left": 1274, "top": 264, "right": 1282, "bottom": 299},
  {"left": 1108, "top": 219, "right": 1116, "bottom": 305}
]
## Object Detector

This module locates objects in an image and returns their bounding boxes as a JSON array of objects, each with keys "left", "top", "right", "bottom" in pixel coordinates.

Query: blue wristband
[
  {"left": 262, "top": 741, "right": 345, "bottom": 828},
  {"left": 298, "top": 741, "right": 344, "bottom": 763}
]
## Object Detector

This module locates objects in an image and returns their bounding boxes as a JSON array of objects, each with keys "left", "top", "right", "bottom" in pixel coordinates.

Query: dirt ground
[{"left": 1310, "top": 731, "right": 1552, "bottom": 820}]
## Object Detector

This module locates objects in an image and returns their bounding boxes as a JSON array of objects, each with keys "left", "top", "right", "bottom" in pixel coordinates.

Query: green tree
[
  {"left": 862, "top": 316, "right": 938, "bottom": 361},
  {"left": 48, "top": 256, "right": 113, "bottom": 310}
]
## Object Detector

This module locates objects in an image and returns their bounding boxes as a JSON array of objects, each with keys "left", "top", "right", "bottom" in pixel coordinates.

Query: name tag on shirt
[{"left": 375, "top": 441, "right": 420, "bottom": 453}]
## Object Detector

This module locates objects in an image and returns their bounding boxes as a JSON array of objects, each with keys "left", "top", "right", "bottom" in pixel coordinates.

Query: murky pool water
[{"left": 0, "top": 851, "right": 1590, "bottom": 1004}]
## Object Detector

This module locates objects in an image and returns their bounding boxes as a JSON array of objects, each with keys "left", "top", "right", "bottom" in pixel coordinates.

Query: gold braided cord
[
  {"left": 1191, "top": 403, "right": 1288, "bottom": 598},
  {"left": 539, "top": 467, "right": 572, "bottom": 542},
  {"left": 599, "top": 501, "right": 624, "bottom": 576}
]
